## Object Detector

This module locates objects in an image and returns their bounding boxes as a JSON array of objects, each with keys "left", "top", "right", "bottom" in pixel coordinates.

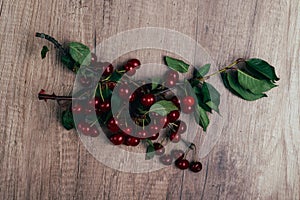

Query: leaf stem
[
  {"left": 38, "top": 93, "right": 74, "bottom": 101},
  {"left": 35, "top": 32, "right": 67, "bottom": 56}
]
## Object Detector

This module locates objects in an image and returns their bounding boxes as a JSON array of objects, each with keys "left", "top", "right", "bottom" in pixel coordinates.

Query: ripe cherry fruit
[
  {"left": 182, "top": 96, "right": 195, "bottom": 107},
  {"left": 141, "top": 94, "right": 155, "bottom": 107},
  {"left": 167, "top": 110, "right": 180, "bottom": 123},
  {"left": 175, "top": 158, "right": 190, "bottom": 170},
  {"left": 153, "top": 142, "right": 165, "bottom": 155},
  {"left": 107, "top": 118, "right": 119, "bottom": 133},
  {"left": 109, "top": 134, "right": 124, "bottom": 145},
  {"left": 102, "top": 64, "right": 114, "bottom": 78},
  {"left": 124, "top": 136, "right": 140, "bottom": 146},
  {"left": 171, "top": 149, "right": 185, "bottom": 160},
  {"left": 174, "top": 120, "right": 187, "bottom": 134},
  {"left": 118, "top": 84, "right": 131, "bottom": 100},
  {"left": 98, "top": 99, "right": 111, "bottom": 113},
  {"left": 181, "top": 105, "right": 194, "bottom": 114},
  {"left": 159, "top": 154, "right": 173, "bottom": 165},
  {"left": 189, "top": 161, "right": 202, "bottom": 173},
  {"left": 169, "top": 132, "right": 181, "bottom": 143},
  {"left": 127, "top": 58, "right": 141, "bottom": 69}
]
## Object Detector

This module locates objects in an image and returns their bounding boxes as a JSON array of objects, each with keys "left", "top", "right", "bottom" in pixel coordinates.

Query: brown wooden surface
[{"left": 0, "top": 0, "right": 299, "bottom": 199}]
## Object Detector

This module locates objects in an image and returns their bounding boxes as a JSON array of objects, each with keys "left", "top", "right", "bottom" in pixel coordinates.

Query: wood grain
[{"left": 0, "top": 0, "right": 299, "bottom": 199}]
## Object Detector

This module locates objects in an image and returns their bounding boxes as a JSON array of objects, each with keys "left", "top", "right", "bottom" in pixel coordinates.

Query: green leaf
[
  {"left": 193, "top": 86, "right": 212, "bottom": 113},
  {"left": 41, "top": 46, "right": 49, "bottom": 59},
  {"left": 194, "top": 105, "right": 209, "bottom": 131},
  {"left": 61, "top": 54, "right": 79, "bottom": 72},
  {"left": 193, "top": 64, "right": 211, "bottom": 78},
  {"left": 165, "top": 56, "right": 190, "bottom": 73},
  {"left": 108, "top": 71, "right": 123, "bottom": 82},
  {"left": 145, "top": 145, "right": 155, "bottom": 160},
  {"left": 69, "top": 42, "right": 91, "bottom": 66},
  {"left": 237, "top": 70, "right": 277, "bottom": 94},
  {"left": 149, "top": 100, "right": 178, "bottom": 116},
  {"left": 61, "top": 109, "right": 74, "bottom": 130},
  {"left": 246, "top": 58, "right": 279, "bottom": 81},
  {"left": 201, "top": 82, "right": 220, "bottom": 112},
  {"left": 226, "top": 72, "right": 267, "bottom": 101}
]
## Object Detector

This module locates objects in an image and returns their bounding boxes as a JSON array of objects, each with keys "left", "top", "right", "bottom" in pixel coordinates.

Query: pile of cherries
[{"left": 70, "top": 56, "right": 202, "bottom": 172}]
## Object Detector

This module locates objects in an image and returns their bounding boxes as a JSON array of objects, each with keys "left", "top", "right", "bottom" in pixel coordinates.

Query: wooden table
[{"left": 0, "top": 0, "right": 299, "bottom": 199}]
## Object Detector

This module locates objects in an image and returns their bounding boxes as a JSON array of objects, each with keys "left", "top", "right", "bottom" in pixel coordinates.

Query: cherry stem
[
  {"left": 35, "top": 32, "right": 67, "bottom": 56},
  {"left": 199, "top": 58, "right": 245, "bottom": 82}
]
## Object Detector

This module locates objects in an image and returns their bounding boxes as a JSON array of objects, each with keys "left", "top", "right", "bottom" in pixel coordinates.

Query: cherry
[
  {"left": 124, "top": 136, "right": 140, "bottom": 146},
  {"left": 109, "top": 134, "right": 124, "bottom": 145},
  {"left": 102, "top": 64, "right": 114, "bottom": 78},
  {"left": 182, "top": 96, "right": 195, "bottom": 107},
  {"left": 181, "top": 105, "right": 194, "bottom": 114},
  {"left": 118, "top": 84, "right": 131, "bottom": 100},
  {"left": 89, "top": 127, "right": 100, "bottom": 137},
  {"left": 136, "top": 130, "right": 149, "bottom": 138},
  {"left": 124, "top": 63, "right": 134, "bottom": 71},
  {"left": 153, "top": 142, "right": 165, "bottom": 155},
  {"left": 121, "top": 126, "right": 133, "bottom": 135},
  {"left": 171, "top": 96, "right": 180, "bottom": 108},
  {"left": 189, "top": 161, "right": 202, "bottom": 173},
  {"left": 72, "top": 104, "right": 83, "bottom": 113},
  {"left": 107, "top": 81, "right": 117, "bottom": 90},
  {"left": 159, "top": 154, "right": 173, "bottom": 165},
  {"left": 98, "top": 99, "right": 111, "bottom": 112},
  {"left": 175, "top": 158, "right": 190, "bottom": 170},
  {"left": 174, "top": 120, "right": 187, "bottom": 134},
  {"left": 148, "top": 124, "right": 160, "bottom": 134},
  {"left": 158, "top": 116, "right": 169, "bottom": 128},
  {"left": 107, "top": 117, "right": 119, "bottom": 133},
  {"left": 127, "top": 58, "right": 141, "bottom": 69},
  {"left": 141, "top": 94, "right": 155, "bottom": 107},
  {"left": 167, "top": 110, "right": 180, "bottom": 123},
  {"left": 171, "top": 149, "right": 185, "bottom": 160},
  {"left": 126, "top": 68, "right": 136, "bottom": 76},
  {"left": 169, "top": 132, "right": 181, "bottom": 143},
  {"left": 77, "top": 122, "right": 91, "bottom": 136},
  {"left": 165, "top": 79, "right": 177, "bottom": 88},
  {"left": 149, "top": 132, "right": 159, "bottom": 140},
  {"left": 129, "top": 92, "right": 136, "bottom": 102},
  {"left": 165, "top": 71, "right": 179, "bottom": 88}
]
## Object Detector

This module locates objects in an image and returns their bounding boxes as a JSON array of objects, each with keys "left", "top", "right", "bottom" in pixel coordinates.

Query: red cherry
[
  {"left": 102, "top": 64, "right": 114, "bottom": 78},
  {"left": 72, "top": 104, "right": 83, "bottom": 113},
  {"left": 174, "top": 120, "right": 187, "bottom": 134},
  {"left": 164, "top": 79, "right": 177, "bottom": 88},
  {"left": 166, "top": 70, "right": 179, "bottom": 81},
  {"left": 175, "top": 158, "right": 189, "bottom": 170},
  {"left": 167, "top": 110, "right": 180, "bottom": 123},
  {"left": 107, "top": 118, "right": 119, "bottom": 133},
  {"left": 89, "top": 127, "right": 100, "bottom": 137},
  {"left": 136, "top": 130, "right": 149, "bottom": 139},
  {"left": 129, "top": 92, "right": 136, "bottom": 102},
  {"left": 159, "top": 154, "right": 173, "bottom": 165},
  {"left": 153, "top": 142, "right": 165, "bottom": 155},
  {"left": 148, "top": 125, "right": 160, "bottom": 134},
  {"left": 171, "top": 149, "right": 185, "bottom": 160},
  {"left": 77, "top": 122, "right": 91, "bottom": 136},
  {"left": 158, "top": 116, "right": 169, "bottom": 128},
  {"left": 127, "top": 58, "right": 141, "bottom": 69},
  {"left": 98, "top": 99, "right": 111, "bottom": 112},
  {"left": 126, "top": 68, "right": 136, "bottom": 76},
  {"left": 124, "top": 136, "right": 140, "bottom": 146},
  {"left": 182, "top": 96, "right": 195, "bottom": 107},
  {"left": 149, "top": 132, "right": 159, "bottom": 140},
  {"left": 141, "top": 94, "right": 155, "bottom": 107},
  {"left": 107, "top": 81, "right": 117, "bottom": 90},
  {"left": 171, "top": 96, "right": 181, "bottom": 108},
  {"left": 109, "top": 134, "right": 124, "bottom": 145},
  {"left": 169, "top": 132, "right": 181, "bottom": 143},
  {"left": 182, "top": 105, "right": 194, "bottom": 114},
  {"left": 118, "top": 84, "right": 131, "bottom": 100},
  {"left": 124, "top": 63, "right": 134, "bottom": 71},
  {"left": 189, "top": 161, "right": 202, "bottom": 173}
]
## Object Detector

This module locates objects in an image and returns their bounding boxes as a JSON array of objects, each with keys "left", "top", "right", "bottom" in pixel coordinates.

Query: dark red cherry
[
  {"left": 174, "top": 120, "right": 187, "bottom": 134},
  {"left": 148, "top": 125, "right": 160, "bottom": 134},
  {"left": 189, "top": 161, "right": 202, "bottom": 173},
  {"left": 107, "top": 81, "right": 117, "bottom": 90},
  {"left": 149, "top": 132, "right": 159, "bottom": 140},
  {"left": 171, "top": 96, "right": 180, "bottom": 108},
  {"left": 89, "top": 127, "right": 100, "bottom": 137},
  {"left": 169, "top": 132, "right": 181, "bottom": 143},
  {"left": 167, "top": 110, "right": 180, "bottom": 123},
  {"left": 165, "top": 79, "right": 177, "bottom": 88},
  {"left": 124, "top": 136, "right": 140, "bottom": 146},
  {"left": 77, "top": 122, "right": 91, "bottom": 136},
  {"left": 121, "top": 126, "right": 133, "bottom": 135},
  {"left": 98, "top": 99, "right": 111, "bottom": 112},
  {"left": 175, "top": 158, "right": 189, "bottom": 170},
  {"left": 136, "top": 130, "right": 149, "bottom": 139},
  {"left": 141, "top": 94, "right": 155, "bottom": 107},
  {"left": 166, "top": 70, "right": 179, "bottom": 81},
  {"left": 107, "top": 118, "right": 119, "bottom": 133},
  {"left": 126, "top": 68, "right": 136, "bottom": 76},
  {"left": 102, "top": 64, "right": 114, "bottom": 78},
  {"left": 171, "top": 149, "right": 185, "bottom": 160},
  {"left": 127, "top": 58, "right": 141, "bottom": 69},
  {"left": 181, "top": 105, "right": 194, "bottom": 114},
  {"left": 159, "top": 154, "right": 173, "bottom": 165},
  {"left": 153, "top": 142, "right": 165, "bottom": 155},
  {"left": 72, "top": 104, "right": 83, "bottom": 113},
  {"left": 158, "top": 116, "right": 169, "bottom": 128},
  {"left": 109, "top": 134, "right": 124, "bottom": 145},
  {"left": 182, "top": 96, "right": 195, "bottom": 107},
  {"left": 129, "top": 92, "right": 136, "bottom": 102},
  {"left": 118, "top": 84, "right": 131, "bottom": 100}
]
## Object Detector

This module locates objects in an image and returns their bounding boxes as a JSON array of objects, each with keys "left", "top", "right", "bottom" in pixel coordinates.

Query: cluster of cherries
[{"left": 69, "top": 55, "right": 202, "bottom": 172}]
